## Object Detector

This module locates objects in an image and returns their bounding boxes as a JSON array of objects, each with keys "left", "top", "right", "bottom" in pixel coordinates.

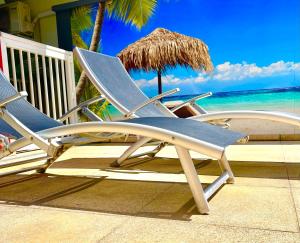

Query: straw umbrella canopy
[{"left": 118, "top": 28, "right": 213, "bottom": 95}]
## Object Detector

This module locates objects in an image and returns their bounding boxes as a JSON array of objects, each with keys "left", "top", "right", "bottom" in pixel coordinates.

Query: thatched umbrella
[{"left": 118, "top": 28, "right": 213, "bottom": 95}]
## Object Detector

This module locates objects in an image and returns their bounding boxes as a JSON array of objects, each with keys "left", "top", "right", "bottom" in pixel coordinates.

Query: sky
[{"left": 80, "top": 0, "right": 300, "bottom": 96}]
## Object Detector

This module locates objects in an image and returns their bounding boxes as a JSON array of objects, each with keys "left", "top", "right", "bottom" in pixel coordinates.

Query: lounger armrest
[
  {"left": 170, "top": 92, "right": 212, "bottom": 113},
  {"left": 125, "top": 88, "right": 180, "bottom": 118},
  {"left": 0, "top": 91, "right": 28, "bottom": 108},
  {"left": 58, "top": 95, "right": 106, "bottom": 122}
]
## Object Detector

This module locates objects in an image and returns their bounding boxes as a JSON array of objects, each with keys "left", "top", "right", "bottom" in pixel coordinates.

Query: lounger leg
[
  {"left": 147, "top": 142, "right": 167, "bottom": 158},
  {"left": 37, "top": 147, "right": 65, "bottom": 173},
  {"left": 111, "top": 137, "right": 152, "bottom": 167},
  {"left": 175, "top": 145, "right": 210, "bottom": 214},
  {"left": 218, "top": 153, "right": 235, "bottom": 184}
]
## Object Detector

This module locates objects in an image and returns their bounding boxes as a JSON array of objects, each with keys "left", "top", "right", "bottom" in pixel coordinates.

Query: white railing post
[
  {"left": 0, "top": 38, "right": 10, "bottom": 79},
  {"left": 65, "top": 52, "right": 77, "bottom": 123}
]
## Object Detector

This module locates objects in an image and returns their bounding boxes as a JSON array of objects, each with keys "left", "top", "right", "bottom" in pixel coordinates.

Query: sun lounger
[
  {"left": 0, "top": 70, "right": 245, "bottom": 214},
  {"left": 74, "top": 47, "right": 300, "bottom": 165}
]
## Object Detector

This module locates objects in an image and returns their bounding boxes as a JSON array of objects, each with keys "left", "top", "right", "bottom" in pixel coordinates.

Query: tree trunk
[
  {"left": 75, "top": 1, "right": 106, "bottom": 102},
  {"left": 157, "top": 69, "right": 162, "bottom": 95}
]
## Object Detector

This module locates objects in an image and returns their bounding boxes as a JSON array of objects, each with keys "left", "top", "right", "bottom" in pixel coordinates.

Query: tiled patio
[{"left": 0, "top": 142, "right": 300, "bottom": 242}]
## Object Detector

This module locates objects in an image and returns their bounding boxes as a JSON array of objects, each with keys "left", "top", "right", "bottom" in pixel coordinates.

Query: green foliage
[
  {"left": 80, "top": 82, "right": 112, "bottom": 121},
  {"left": 92, "top": 99, "right": 112, "bottom": 121},
  {"left": 107, "top": 0, "right": 157, "bottom": 29},
  {"left": 71, "top": 6, "right": 91, "bottom": 82},
  {"left": 71, "top": 6, "right": 92, "bottom": 49}
]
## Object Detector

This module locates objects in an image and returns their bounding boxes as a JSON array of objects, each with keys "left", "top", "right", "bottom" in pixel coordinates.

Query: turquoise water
[
  {"left": 107, "top": 87, "right": 300, "bottom": 119},
  {"left": 183, "top": 88, "right": 300, "bottom": 112}
]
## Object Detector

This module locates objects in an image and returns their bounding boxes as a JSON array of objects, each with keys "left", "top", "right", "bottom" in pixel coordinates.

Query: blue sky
[{"left": 80, "top": 0, "right": 300, "bottom": 96}]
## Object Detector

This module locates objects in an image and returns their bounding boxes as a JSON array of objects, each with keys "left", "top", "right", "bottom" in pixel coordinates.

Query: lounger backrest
[
  {"left": 75, "top": 48, "right": 175, "bottom": 118},
  {"left": 0, "top": 72, "right": 62, "bottom": 139}
]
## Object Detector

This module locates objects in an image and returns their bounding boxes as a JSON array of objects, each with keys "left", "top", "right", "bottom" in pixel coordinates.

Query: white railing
[{"left": 0, "top": 32, "right": 77, "bottom": 123}]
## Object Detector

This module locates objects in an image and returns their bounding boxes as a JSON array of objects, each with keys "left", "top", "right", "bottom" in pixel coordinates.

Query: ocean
[{"left": 107, "top": 86, "right": 300, "bottom": 119}]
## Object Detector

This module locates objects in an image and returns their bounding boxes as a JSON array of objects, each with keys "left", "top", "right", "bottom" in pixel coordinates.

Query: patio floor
[{"left": 0, "top": 141, "right": 300, "bottom": 242}]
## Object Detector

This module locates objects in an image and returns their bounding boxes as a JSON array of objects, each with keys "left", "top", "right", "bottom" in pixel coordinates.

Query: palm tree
[{"left": 75, "top": 0, "right": 157, "bottom": 102}]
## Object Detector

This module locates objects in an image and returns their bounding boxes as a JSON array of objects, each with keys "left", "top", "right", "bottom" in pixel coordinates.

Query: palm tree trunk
[{"left": 76, "top": 0, "right": 106, "bottom": 102}]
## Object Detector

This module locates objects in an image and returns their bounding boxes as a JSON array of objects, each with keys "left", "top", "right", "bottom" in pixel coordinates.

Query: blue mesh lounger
[
  {"left": 0, "top": 70, "right": 246, "bottom": 214},
  {"left": 74, "top": 47, "right": 300, "bottom": 167}
]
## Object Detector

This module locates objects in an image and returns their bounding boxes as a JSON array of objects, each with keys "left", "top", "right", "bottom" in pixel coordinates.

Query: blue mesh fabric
[
  {"left": 124, "top": 117, "right": 245, "bottom": 148},
  {"left": 0, "top": 72, "right": 62, "bottom": 139},
  {"left": 77, "top": 48, "right": 172, "bottom": 117}
]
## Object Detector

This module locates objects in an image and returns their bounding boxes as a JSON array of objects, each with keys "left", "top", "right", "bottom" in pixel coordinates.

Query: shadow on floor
[
  {"left": 0, "top": 157, "right": 298, "bottom": 221},
  {"left": 0, "top": 172, "right": 201, "bottom": 220},
  {"left": 52, "top": 156, "right": 300, "bottom": 180}
]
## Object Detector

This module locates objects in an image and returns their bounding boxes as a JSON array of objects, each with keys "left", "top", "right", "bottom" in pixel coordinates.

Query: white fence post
[
  {"left": 0, "top": 39, "right": 10, "bottom": 79},
  {"left": 65, "top": 52, "right": 78, "bottom": 124}
]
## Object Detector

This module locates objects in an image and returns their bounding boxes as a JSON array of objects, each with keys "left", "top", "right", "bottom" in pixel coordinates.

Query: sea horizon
[
  {"left": 108, "top": 86, "right": 300, "bottom": 119},
  {"left": 163, "top": 86, "right": 300, "bottom": 101}
]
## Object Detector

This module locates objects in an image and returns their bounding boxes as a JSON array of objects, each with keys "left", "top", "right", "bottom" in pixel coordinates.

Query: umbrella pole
[{"left": 157, "top": 69, "right": 162, "bottom": 95}]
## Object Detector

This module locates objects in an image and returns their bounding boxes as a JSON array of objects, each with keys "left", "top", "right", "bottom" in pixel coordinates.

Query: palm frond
[
  {"left": 107, "top": 0, "right": 157, "bottom": 29},
  {"left": 72, "top": 33, "right": 88, "bottom": 49},
  {"left": 71, "top": 6, "right": 93, "bottom": 33}
]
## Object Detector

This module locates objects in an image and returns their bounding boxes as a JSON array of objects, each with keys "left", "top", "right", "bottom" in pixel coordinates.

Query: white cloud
[
  {"left": 212, "top": 61, "right": 299, "bottom": 81},
  {"left": 135, "top": 60, "right": 300, "bottom": 87},
  {"left": 136, "top": 75, "right": 185, "bottom": 87}
]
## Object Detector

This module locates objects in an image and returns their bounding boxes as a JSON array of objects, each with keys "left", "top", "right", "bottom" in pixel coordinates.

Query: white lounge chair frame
[
  {"left": 74, "top": 47, "right": 300, "bottom": 167},
  {"left": 0, "top": 84, "right": 244, "bottom": 214}
]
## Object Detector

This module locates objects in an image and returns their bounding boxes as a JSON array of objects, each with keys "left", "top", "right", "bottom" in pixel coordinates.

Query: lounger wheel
[
  {"left": 36, "top": 168, "right": 46, "bottom": 173},
  {"left": 226, "top": 177, "right": 235, "bottom": 184},
  {"left": 36, "top": 157, "right": 56, "bottom": 173},
  {"left": 147, "top": 153, "right": 156, "bottom": 158},
  {"left": 110, "top": 160, "right": 121, "bottom": 167}
]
